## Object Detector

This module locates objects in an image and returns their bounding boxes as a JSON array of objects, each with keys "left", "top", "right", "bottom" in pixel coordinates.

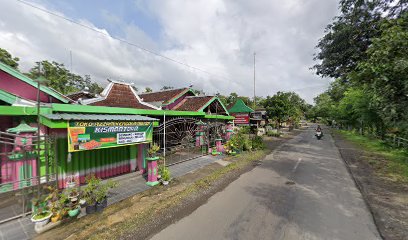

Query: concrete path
[{"left": 151, "top": 127, "right": 381, "bottom": 240}]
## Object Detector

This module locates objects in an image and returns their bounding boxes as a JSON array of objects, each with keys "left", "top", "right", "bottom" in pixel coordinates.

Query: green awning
[{"left": 43, "top": 113, "right": 158, "bottom": 122}]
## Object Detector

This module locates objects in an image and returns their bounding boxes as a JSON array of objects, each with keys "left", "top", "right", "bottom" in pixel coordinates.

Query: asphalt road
[{"left": 150, "top": 126, "right": 381, "bottom": 240}]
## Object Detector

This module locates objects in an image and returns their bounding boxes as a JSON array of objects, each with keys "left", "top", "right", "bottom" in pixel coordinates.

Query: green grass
[{"left": 337, "top": 130, "right": 408, "bottom": 182}]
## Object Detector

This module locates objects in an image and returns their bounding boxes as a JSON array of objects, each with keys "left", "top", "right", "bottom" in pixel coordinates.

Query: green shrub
[
  {"left": 267, "top": 130, "right": 281, "bottom": 137},
  {"left": 238, "top": 126, "right": 251, "bottom": 134},
  {"left": 252, "top": 136, "right": 265, "bottom": 150},
  {"left": 227, "top": 131, "right": 251, "bottom": 152}
]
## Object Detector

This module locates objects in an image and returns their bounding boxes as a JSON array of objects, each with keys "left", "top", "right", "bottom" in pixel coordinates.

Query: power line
[{"left": 16, "top": 0, "right": 232, "bottom": 81}]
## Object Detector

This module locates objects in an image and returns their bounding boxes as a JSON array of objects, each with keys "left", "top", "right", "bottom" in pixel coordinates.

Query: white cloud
[{"left": 0, "top": 0, "right": 338, "bottom": 102}]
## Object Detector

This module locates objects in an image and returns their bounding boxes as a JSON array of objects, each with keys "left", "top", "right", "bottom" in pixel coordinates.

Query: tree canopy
[
  {"left": 312, "top": 1, "right": 408, "bottom": 137},
  {"left": 0, "top": 48, "right": 19, "bottom": 69},
  {"left": 263, "top": 92, "right": 308, "bottom": 128}
]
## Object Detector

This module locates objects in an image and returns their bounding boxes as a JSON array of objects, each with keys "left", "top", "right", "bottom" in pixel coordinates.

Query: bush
[
  {"left": 238, "top": 126, "right": 251, "bottom": 134},
  {"left": 226, "top": 131, "right": 251, "bottom": 152},
  {"left": 267, "top": 130, "right": 281, "bottom": 137},
  {"left": 252, "top": 136, "right": 265, "bottom": 150}
]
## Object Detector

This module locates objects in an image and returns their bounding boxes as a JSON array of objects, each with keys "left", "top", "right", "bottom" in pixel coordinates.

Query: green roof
[
  {"left": 228, "top": 99, "right": 254, "bottom": 113},
  {"left": 0, "top": 62, "right": 70, "bottom": 103},
  {"left": 44, "top": 113, "right": 158, "bottom": 121},
  {"left": 0, "top": 89, "right": 18, "bottom": 105},
  {"left": 7, "top": 121, "right": 37, "bottom": 133},
  {"left": 51, "top": 103, "right": 205, "bottom": 116}
]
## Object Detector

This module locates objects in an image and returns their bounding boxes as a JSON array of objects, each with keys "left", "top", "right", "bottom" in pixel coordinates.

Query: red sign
[{"left": 232, "top": 113, "right": 250, "bottom": 125}]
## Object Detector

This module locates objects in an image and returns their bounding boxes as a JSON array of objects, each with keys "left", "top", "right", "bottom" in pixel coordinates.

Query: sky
[{"left": 0, "top": 0, "right": 339, "bottom": 103}]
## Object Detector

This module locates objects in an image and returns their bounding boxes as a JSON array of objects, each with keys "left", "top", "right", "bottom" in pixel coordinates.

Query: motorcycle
[{"left": 315, "top": 130, "right": 322, "bottom": 140}]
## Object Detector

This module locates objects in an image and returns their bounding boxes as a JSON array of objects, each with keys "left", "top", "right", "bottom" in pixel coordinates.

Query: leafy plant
[
  {"left": 147, "top": 144, "right": 160, "bottom": 158},
  {"left": 161, "top": 167, "right": 171, "bottom": 182},
  {"left": 252, "top": 136, "right": 265, "bottom": 150},
  {"left": 83, "top": 174, "right": 101, "bottom": 206},
  {"left": 95, "top": 180, "right": 117, "bottom": 203},
  {"left": 267, "top": 130, "right": 281, "bottom": 137},
  {"left": 83, "top": 174, "right": 117, "bottom": 205}
]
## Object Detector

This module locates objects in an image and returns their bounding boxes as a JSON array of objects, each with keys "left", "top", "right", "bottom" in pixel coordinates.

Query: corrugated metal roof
[{"left": 43, "top": 113, "right": 158, "bottom": 121}]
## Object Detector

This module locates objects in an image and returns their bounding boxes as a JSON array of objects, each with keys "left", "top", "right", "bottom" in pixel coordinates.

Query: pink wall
[{"left": 0, "top": 71, "right": 62, "bottom": 103}]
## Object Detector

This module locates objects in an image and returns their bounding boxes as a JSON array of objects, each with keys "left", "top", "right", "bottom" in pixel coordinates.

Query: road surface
[{"left": 150, "top": 127, "right": 380, "bottom": 240}]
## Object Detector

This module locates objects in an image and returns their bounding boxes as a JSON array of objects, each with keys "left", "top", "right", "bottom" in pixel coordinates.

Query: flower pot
[
  {"left": 162, "top": 181, "right": 169, "bottom": 186},
  {"left": 96, "top": 198, "right": 107, "bottom": 212},
  {"left": 51, "top": 213, "right": 61, "bottom": 223},
  {"left": 68, "top": 193, "right": 79, "bottom": 201},
  {"left": 146, "top": 156, "right": 160, "bottom": 161},
  {"left": 68, "top": 208, "right": 80, "bottom": 217},
  {"left": 31, "top": 211, "right": 52, "bottom": 227},
  {"left": 85, "top": 204, "right": 96, "bottom": 214}
]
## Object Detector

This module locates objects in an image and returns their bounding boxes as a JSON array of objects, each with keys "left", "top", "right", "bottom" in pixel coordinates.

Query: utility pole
[
  {"left": 36, "top": 62, "right": 42, "bottom": 196},
  {"left": 253, "top": 52, "right": 256, "bottom": 109}
]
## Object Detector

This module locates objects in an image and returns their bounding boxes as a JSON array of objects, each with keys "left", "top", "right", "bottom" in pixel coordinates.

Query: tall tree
[
  {"left": 263, "top": 92, "right": 307, "bottom": 129},
  {"left": 312, "top": 0, "right": 401, "bottom": 79},
  {"left": 27, "top": 60, "right": 102, "bottom": 95},
  {"left": 352, "top": 12, "right": 408, "bottom": 135},
  {"left": 0, "top": 48, "right": 19, "bottom": 69}
]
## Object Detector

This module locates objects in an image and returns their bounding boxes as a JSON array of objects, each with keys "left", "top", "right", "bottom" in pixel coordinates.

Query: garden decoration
[
  {"left": 215, "top": 138, "right": 224, "bottom": 153},
  {"left": 146, "top": 144, "right": 160, "bottom": 186},
  {"left": 225, "top": 121, "right": 234, "bottom": 141}
]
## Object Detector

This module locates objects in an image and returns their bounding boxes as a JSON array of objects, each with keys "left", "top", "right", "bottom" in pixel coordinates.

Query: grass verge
[{"left": 335, "top": 130, "right": 408, "bottom": 182}]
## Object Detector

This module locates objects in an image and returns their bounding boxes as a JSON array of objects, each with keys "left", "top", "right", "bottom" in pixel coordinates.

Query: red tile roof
[
  {"left": 172, "top": 96, "right": 215, "bottom": 111},
  {"left": 67, "top": 91, "right": 95, "bottom": 101},
  {"left": 89, "top": 83, "right": 154, "bottom": 109},
  {"left": 139, "top": 88, "right": 191, "bottom": 104}
]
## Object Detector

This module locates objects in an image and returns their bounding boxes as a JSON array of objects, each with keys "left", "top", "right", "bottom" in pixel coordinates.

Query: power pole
[{"left": 253, "top": 52, "right": 256, "bottom": 109}]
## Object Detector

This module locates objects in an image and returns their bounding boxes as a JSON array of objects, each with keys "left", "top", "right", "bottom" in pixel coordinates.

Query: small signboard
[
  {"left": 68, "top": 121, "right": 153, "bottom": 152},
  {"left": 232, "top": 113, "right": 250, "bottom": 125}
]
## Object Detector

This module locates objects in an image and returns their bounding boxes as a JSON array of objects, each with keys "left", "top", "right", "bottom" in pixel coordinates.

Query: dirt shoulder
[
  {"left": 36, "top": 129, "right": 303, "bottom": 240},
  {"left": 332, "top": 131, "right": 408, "bottom": 240}
]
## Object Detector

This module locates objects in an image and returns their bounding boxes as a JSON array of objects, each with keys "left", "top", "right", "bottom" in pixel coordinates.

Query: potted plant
[
  {"left": 146, "top": 143, "right": 160, "bottom": 161},
  {"left": 31, "top": 204, "right": 52, "bottom": 227},
  {"left": 49, "top": 192, "right": 68, "bottom": 223},
  {"left": 83, "top": 174, "right": 100, "bottom": 214},
  {"left": 83, "top": 174, "right": 117, "bottom": 214},
  {"left": 95, "top": 180, "right": 117, "bottom": 212},
  {"left": 161, "top": 167, "right": 171, "bottom": 186},
  {"left": 67, "top": 188, "right": 79, "bottom": 202},
  {"left": 67, "top": 201, "right": 80, "bottom": 218}
]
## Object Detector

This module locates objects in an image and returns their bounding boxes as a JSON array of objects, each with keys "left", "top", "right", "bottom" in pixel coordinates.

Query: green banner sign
[{"left": 68, "top": 121, "right": 153, "bottom": 152}]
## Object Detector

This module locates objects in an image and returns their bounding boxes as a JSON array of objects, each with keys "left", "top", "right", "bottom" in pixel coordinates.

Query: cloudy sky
[{"left": 0, "top": 0, "right": 339, "bottom": 103}]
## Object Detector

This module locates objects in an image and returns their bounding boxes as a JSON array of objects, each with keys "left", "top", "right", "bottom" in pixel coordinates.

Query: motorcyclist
[{"left": 315, "top": 125, "right": 323, "bottom": 137}]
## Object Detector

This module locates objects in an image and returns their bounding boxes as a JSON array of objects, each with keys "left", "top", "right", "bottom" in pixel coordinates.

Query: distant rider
[{"left": 316, "top": 125, "right": 323, "bottom": 136}]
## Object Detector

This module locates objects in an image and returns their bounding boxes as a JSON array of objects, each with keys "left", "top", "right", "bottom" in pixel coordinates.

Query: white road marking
[{"left": 292, "top": 158, "right": 302, "bottom": 172}]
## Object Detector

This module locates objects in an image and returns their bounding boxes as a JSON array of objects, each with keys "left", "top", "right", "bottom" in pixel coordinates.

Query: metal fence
[
  {"left": 153, "top": 117, "right": 225, "bottom": 166},
  {"left": 0, "top": 131, "right": 56, "bottom": 223}
]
